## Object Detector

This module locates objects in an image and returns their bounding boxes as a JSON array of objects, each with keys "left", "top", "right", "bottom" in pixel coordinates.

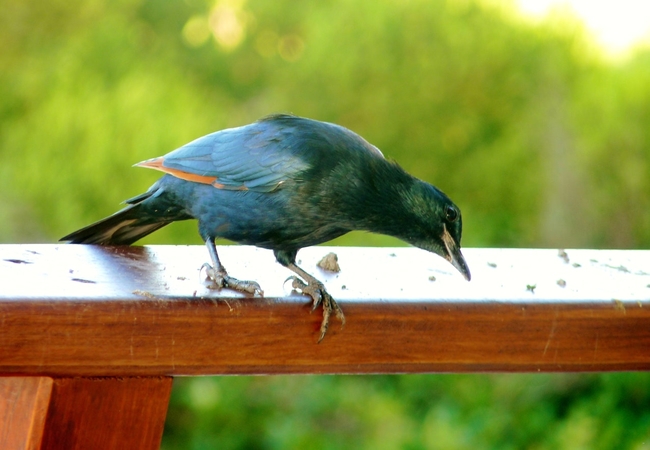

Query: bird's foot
[
  {"left": 202, "top": 263, "right": 264, "bottom": 296},
  {"left": 287, "top": 276, "right": 345, "bottom": 342}
]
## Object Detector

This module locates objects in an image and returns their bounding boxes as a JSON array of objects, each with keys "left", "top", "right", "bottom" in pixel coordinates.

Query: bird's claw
[
  {"left": 287, "top": 275, "right": 345, "bottom": 342},
  {"left": 285, "top": 276, "right": 320, "bottom": 310},
  {"left": 202, "top": 263, "right": 264, "bottom": 296}
]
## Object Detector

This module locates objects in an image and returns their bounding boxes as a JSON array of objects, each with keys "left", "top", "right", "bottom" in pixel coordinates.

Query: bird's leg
[
  {"left": 202, "top": 238, "right": 263, "bottom": 296},
  {"left": 286, "top": 263, "right": 345, "bottom": 342}
]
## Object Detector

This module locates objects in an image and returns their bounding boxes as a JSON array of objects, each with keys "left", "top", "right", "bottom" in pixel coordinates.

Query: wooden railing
[{"left": 1, "top": 245, "right": 649, "bottom": 449}]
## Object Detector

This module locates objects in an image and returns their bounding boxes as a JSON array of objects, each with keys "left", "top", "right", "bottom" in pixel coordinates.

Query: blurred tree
[{"left": 2, "top": 0, "right": 649, "bottom": 248}]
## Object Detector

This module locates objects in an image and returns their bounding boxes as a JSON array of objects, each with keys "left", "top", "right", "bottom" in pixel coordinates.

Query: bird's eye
[{"left": 445, "top": 205, "right": 458, "bottom": 222}]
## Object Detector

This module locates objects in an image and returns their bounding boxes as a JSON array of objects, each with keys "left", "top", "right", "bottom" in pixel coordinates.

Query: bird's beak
[{"left": 441, "top": 226, "right": 471, "bottom": 281}]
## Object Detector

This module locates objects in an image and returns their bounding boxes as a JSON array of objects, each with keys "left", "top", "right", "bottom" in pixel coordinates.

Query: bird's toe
[
  {"left": 201, "top": 263, "right": 225, "bottom": 288},
  {"left": 202, "top": 263, "right": 263, "bottom": 296},
  {"left": 288, "top": 276, "right": 344, "bottom": 342},
  {"left": 317, "top": 292, "right": 345, "bottom": 343},
  {"left": 226, "top": 277, "right": 264, "bottom": 296},
  {"left": 287, "top": 276, "right": 322, "bottom": 309}
]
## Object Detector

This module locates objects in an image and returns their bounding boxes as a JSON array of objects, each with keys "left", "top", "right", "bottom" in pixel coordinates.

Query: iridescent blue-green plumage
[{"left": 61, "top": 114, "right": 470, "bottom": 340}]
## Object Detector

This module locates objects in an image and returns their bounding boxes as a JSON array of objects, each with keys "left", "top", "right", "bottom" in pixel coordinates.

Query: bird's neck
[{"left": 341, "top": 160, "right": 423, "bottom": 240}]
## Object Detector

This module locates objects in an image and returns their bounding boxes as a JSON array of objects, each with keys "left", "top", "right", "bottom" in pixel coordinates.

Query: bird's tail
[{"left": 60, "top": 190, "right": 180, "bottom": 245}]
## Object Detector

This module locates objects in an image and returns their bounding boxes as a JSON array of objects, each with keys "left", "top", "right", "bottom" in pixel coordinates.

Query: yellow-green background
[{"left": 2, "top": 0, "right": 649, "bottom": 448}]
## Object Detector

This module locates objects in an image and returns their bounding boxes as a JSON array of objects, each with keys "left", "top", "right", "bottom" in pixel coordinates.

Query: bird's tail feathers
[{"left": 60, "top": 190, "right": 176, "bottom": 245}]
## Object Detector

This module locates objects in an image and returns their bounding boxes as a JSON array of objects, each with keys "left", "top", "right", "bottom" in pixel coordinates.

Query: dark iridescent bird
[{"left": 61, "top": 114, "right": 471, "bottom": 341}]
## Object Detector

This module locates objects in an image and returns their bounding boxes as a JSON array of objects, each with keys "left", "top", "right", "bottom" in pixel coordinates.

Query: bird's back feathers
[{"left": 134, "top": 115, "right": 383, "bottom": 193}]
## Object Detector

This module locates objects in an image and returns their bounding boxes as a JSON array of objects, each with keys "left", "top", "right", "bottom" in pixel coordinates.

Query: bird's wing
[{"left": 135, "top": 121, "right": 309, "bottom": 193}]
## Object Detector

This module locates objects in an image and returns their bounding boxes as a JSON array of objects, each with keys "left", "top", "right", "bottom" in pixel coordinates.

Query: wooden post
[
  {"left": 39, "top": 377, "right": 172, "bottom": 450},
  {"left": 0, "top": 377, "right": 171, "bottom": 450},
  {"left": 0, "top": 377, "right": 52, "bottom": 450}
]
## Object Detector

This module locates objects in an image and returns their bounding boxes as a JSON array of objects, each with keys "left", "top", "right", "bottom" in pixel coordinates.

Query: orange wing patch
[{"left": 135, "top": 157, "right": 248, "bottom": 190}]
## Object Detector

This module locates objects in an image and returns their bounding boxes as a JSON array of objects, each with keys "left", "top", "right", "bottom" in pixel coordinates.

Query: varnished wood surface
[
  {"left": 39, "top": 377, "right": 172, "bottom": 450},
  {"left": 0, "top": 244, "right": 649, "bottom": 375},
  {"left": 0, "top": 377, "right": 53, "bottom": 450}
]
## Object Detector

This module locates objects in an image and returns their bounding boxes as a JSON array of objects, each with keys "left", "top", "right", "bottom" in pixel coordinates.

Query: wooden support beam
[
  {"left": 0, "top": 377, "right": 52, "bottom": 450},
  {"left": 0, "top": 376, "right": 171, "bottom": 450},
  {"left": 1, "top": 244, "right": 648, "bottom": 375},
  {"left": 39, "top": 377, "right": 172, "bottom": 450}
]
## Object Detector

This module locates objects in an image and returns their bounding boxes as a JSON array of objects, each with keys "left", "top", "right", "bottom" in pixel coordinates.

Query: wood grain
[
  {"left": 0, "top": 244, "right": 649, "bottom": 375},
  {"left": 0, "top": 377, "right": 53, "bottom": 450},
  {"left": 39, "top": 377, "right": 172, "bottom": 450}
]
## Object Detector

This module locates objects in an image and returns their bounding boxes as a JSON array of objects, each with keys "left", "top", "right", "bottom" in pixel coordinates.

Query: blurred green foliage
[
  {"left": 166, "top": 373, "right": 650, "bottom": 449},
  {"left": 2, "top": 0, "right": 649, "bottom": 448}
]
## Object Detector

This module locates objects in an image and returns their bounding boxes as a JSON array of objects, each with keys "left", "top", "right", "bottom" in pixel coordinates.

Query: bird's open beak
[{"left": 441, "top": 226, "right": 471, "bottom": 281}]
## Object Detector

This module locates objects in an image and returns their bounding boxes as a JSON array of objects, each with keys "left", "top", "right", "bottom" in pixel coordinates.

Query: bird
[{"left": 61, "top": 114, "right": 471, "bottom": 341}]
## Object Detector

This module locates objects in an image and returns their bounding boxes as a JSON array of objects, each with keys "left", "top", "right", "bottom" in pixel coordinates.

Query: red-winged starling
[{"left": 61, "top": 114, "right": 471, "bottom": 341}]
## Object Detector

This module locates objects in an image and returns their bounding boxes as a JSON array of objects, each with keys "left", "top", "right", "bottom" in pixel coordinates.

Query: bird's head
[{"left": 398, "top": 181, "right": 471, "bottom": 281}]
